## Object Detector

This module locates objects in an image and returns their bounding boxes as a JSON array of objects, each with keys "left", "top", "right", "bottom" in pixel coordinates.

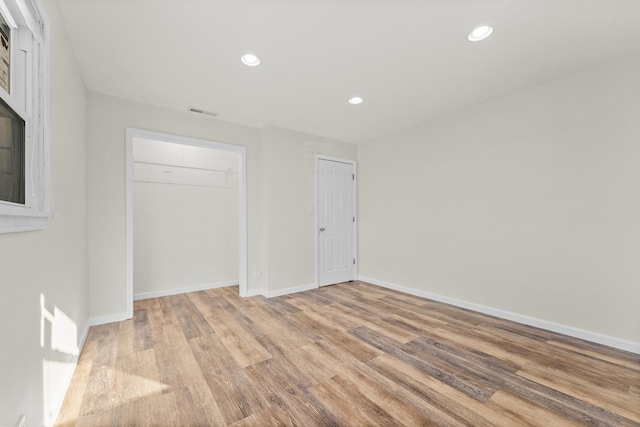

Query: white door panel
[{"left": 318, "top": 158, "right": 355, "bottom": 286}]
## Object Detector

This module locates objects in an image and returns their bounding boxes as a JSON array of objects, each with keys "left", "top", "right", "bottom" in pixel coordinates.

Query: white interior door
[{"left": 318, "top": 158, "right": 356, "bottom": 286}]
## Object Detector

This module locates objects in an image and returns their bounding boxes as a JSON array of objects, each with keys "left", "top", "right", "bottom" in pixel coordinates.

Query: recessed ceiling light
[
  {"left": 241, "top": 53, "right": 261, "bottom": 67},
  {"left": 348, "top": 96, "right": 364, "bottom": 105},
  {"left": 468, "top": 25, "right": 494, "bottom": 42}
]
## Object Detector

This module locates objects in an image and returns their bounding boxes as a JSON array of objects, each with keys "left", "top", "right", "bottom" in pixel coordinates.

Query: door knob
[{"left": 320, "top": 227, "right": 325, "bottom": 232}]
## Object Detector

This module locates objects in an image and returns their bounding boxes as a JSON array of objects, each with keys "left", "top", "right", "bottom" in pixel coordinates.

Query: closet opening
[{"left": 125, "top": 128, "right": 247, "bottom": 318}]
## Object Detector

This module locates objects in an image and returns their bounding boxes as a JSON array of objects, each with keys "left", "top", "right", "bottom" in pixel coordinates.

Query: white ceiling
[{"left": 57, "top": 0, "right": 640, "bottom": 143}]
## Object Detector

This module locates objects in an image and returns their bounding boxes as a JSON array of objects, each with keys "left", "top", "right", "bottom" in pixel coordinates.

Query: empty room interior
[{"left": 0, "top": 0, "right": 639, "bottom": 426}]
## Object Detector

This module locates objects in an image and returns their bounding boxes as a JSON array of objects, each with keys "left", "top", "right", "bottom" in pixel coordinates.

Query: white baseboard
[
  {"left": 45, "top": 319, "right": 91, "bottom": 427},
  {"left": 78, "top": 322, "right": 90, "bottom": 353},
  {"left": 358, "top": 275, "right": 640, "bottom": 355},
  {"left": 44, "top": 359, "right": 76, "bottom": 427},
  {"left": 247, "top": 288, "right": 266, "bottom": 297},
  {"left": 133, "top": 280, "right": 238, "bottom": 301},
  {"left": 265, "top": 282, "right": 318, "bottom": 298},
  {"left": 87, "top": 311, "right": 129, "bottom": 327}
]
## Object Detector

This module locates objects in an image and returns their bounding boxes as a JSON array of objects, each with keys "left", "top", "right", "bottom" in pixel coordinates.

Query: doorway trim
[
  {"left": 125, "top": 128, "right": 248, "bottom": 318},
  {"left": 315, "top": 155, "right": 358, "bottom": 287}
]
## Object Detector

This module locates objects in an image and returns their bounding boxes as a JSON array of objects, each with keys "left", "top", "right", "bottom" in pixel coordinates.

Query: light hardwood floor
[{"left": 56, "top": 282, "right": 640, "bottom": 426}]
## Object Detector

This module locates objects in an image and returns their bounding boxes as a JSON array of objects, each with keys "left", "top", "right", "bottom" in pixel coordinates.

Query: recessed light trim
[
  {"left": 241, "top": 53, "right": 261, "bottom": 67},
  {"left": 468, "top": 25, "right": 493, "bottom": 42},
  {"left": 348, "top": 96, "right": 364, "bottom": 105}
]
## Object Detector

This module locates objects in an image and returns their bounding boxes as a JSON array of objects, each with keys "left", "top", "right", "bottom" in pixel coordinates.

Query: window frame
[{"left": 0, "top": 0, "right": 50, "bottom": 233}]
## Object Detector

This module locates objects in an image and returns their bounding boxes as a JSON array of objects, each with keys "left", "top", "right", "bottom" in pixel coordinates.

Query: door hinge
[
  {"left": 352, "top": 174, "right": 355, "bottom": 180},
  {"left": 353, "top": 258, "right": 356, "bottom": 265},
  {"left": 353, "top": 216, "right": 355, "bottom": 222}
]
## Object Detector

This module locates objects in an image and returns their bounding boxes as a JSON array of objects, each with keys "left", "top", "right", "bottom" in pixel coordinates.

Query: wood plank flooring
[{"left": 56, "top": 282, "right": 640, "bottom": 426}]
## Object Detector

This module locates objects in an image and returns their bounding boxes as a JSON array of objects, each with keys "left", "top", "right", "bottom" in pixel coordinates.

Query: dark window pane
[
  {"left": 0, "top": 12, "right": 10, "bottom": 93},
  {"left": 0, "top": 96, "right": 25, "bottom": 204}
]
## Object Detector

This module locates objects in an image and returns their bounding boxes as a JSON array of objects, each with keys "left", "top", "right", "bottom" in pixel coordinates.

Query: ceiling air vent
[{"left": 188, "top": 107, "right": 218, "bottom": 117}]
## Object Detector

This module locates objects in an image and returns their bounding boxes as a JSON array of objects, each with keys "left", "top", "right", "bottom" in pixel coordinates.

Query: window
[
  {"left": 0, "top": 96, "right": 25, "bottom": 204},
  {"left": 0, "top": 0, "right": 50, "bottom": 233},
  {"left": 0, "top": 11, "right": 11, "bottom": 93}
]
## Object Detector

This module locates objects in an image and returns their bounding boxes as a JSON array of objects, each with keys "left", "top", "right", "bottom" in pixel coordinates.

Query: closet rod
[
  {"left": 134, "top": 160, "right": 238, "bottom": 174},
  {"left": 133, "top": 178, "right": 237, "bottom": 189}
]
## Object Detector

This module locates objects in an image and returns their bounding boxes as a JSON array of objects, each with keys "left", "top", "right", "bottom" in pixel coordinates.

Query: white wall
[
  {"left": 261, "top": 125, "right": 357, "bottom": 292},
  {"left": 133, "top": 183, "right": 238, "bottom": 295},
  {"left": 132, "top": 141, "right": 239, "bottom": 296},
  {"left": 87, "top": 93, "right": 262, "bottom": 317},
  {"left": 0, "top": 0, "right": 89, "bottom": 425},
  {"left": 87, "top": 97, "right": 357, "bottom": 316},
  {"left": 358, "top": 54, "right": 640, "bottom": 346}
]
